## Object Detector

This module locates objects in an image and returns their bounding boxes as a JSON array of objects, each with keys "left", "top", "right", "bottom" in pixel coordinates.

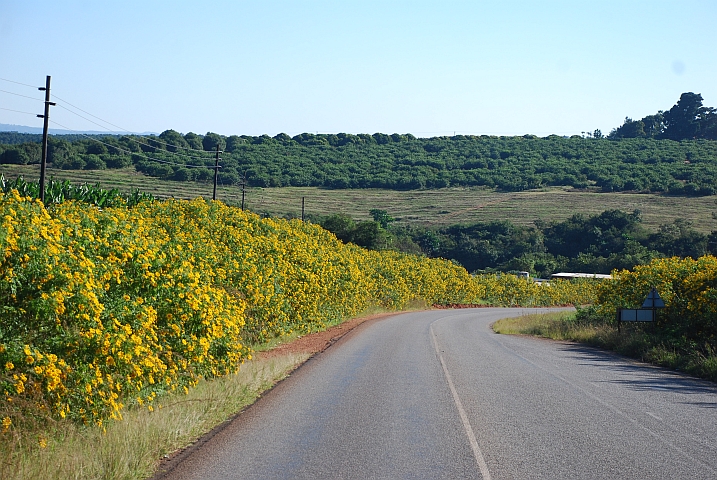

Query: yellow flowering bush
[
  {"left": 0, "top": 189, "right": 592, "bottom": 426},
  {"left": 478, "top": 274, "right": 599, "bottom": 307},
  {"left": 596, "top": 256, "right": 717, "bottom": 343}
]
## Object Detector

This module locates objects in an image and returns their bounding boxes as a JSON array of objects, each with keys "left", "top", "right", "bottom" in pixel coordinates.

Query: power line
[
  {"left": 0, "top": 77, "right": 216, "bottom": 163},
  {"left": 0, "top": 107, "right": 38, "bottom": 116},
  {"left": 0, "top": 77, "right": 38, "bottom": 89},
  {"left": 54, "top": 103, "right": 214, "bottom": 161},
  {"left": 52, "top": 92, "right": 215, "bottom": 156},
  {"left": 48, "top": 119, "right": 216, "bottom": 169},
  {"left": 0, "top": 88, "right": 43, "bottom": 101}
]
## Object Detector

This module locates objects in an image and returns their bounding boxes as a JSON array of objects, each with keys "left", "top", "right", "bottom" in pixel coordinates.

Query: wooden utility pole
[
  {"left": 37, "top": 76, "right": 55, "bottom": 204},
  {"left": 212, "top": 144, "right": 221, "bottom": 201},
  {"left": 240, "top": 171, "right": 246, "bottom": 211},
  {"left": 302, "top": 196, "right": 305, "bottom": 221}
]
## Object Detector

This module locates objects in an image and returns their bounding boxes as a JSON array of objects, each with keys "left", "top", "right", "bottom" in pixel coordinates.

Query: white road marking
[
  {"left": 646, "top": 411, "right": 663, "bottom": 421},
  {"left": 430, "top": 324, "right": 492, "bottom": 480},
  {"left": 497, "top": 340, "right": 717, "bottom": 475}
]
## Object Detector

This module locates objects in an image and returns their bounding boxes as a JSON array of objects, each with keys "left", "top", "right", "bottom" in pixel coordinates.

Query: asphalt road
[{"left": 157, "top": 308, "right": 717, "bottom": 479}]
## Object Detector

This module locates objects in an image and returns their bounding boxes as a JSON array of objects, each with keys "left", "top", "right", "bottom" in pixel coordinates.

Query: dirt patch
[{"left": 255, "top": 312, "right": 399, "bottom": 360}]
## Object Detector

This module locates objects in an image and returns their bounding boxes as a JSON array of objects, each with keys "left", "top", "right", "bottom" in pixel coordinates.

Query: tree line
[
  {"left": 1, "top": 93, "right": 716, "bottom": 196},
  {"left": 313, "top": 209, "right": 716, "bottom": 277},
  {"left": 608, "top": 92, "right": 717, "bottom": 140}
]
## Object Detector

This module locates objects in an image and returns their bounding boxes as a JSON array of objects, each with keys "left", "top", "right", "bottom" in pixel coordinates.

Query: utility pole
[
  {"left": 240, "top": 171, "right": 247, "bottom": 211},
  {"left": 212, "top": 144, "right": 221, "bottom": 201},
  {"left": 37, "top": 75, "right": 55, "bottom": 204},
  {"left": 302, "top": 196, "right": 305, "bottom": 221}
]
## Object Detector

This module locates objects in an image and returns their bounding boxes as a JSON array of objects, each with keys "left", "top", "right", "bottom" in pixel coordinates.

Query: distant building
[{"left": 549, "top": 272, "right": 612, "bottom": 280}]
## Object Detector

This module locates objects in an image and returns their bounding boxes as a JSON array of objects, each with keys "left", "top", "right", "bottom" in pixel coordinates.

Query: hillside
[{"left": 2, "top": 132, "right": 717, "bottom": 196}]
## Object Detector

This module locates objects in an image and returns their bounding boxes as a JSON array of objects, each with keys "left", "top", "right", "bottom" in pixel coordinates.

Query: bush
[
  {"left": 83, "top": 154, "right": 107, "bottom": 170},
  {"left": 0, "top": 192, "right": 592, "bottom": 428},
  {"left": 105, "top": 155, "right": 132, "bottom": 169},
  {"left": 0, "top": 148, "right": 28, "bottom": 165}
]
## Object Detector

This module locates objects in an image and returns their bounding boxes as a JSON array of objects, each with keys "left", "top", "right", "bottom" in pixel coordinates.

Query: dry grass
[
  {"left": 493, "top": 311, "right": 581, "bottom": 339},
  {"left": 0, "top": 353, "right": 308, "bottom": 480},
  {"left": 0, "top": 294, "right": 394, "bottom": 480},
  {"left": 493, "top": 311, "right": 717, "bottom": 382},
  {"left": 3, "top": 164, "right": 716, "bottom": 232}
]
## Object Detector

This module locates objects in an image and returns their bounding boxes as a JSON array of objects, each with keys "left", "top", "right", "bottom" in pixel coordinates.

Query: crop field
[{"left": 2, "top": 164, "right": 716, "bottom": 232}]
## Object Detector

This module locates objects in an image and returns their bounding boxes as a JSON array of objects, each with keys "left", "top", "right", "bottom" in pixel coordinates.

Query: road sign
[
  {"left": 619, "top": 309, "right": 654, "bottom": 322},
  {"left": 642, "top": 287, "right": 665, "bottom": 309}
]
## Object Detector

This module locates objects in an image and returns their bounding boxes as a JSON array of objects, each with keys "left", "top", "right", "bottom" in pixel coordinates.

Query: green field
[{"left": 3, "top": 164, "right": 716, "bottom": 232}]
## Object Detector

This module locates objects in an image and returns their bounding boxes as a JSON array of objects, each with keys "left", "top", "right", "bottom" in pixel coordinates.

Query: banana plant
[{"left": 0, "top": 174, "right": 154, "bottom": 208}]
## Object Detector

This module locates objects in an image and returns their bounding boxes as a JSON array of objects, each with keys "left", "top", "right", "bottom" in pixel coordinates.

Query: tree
[
  {"left": 647, "top": 219, "right": 708, "bottom": 258},
  {"left": 86, "top": 142, "right": 107, "bottom": 155},
  {"left": 83, "top": 154, "right": 106, "bottom": 170},
  {"left": 159, "top": 129, "right": 190, "bottom": 152},
  {"left": 320, "top": 214, "right": 355, "bottom": 243},
  {"left": 608, "top": 117, "right": 645, "bottom": 139},
  {"left": 641, "top": 113, "right": 664, "bottom": 138},
  {"left": 184, "top": 132, "right": 204, "bottom": 150},
  {"left": 225, "top": 135, "right": 245, "bottom": 153},
  {"left": 273, "top": 133, "right": 293, "bottom": 144},
  {"left": 350, "top": 221, "right": 385, "bottom": 249},
  {"left": 202, "top": 132, "right": 226, "bottom": 152},
  {"left": 369, "top": 209, "right": 395, "bottom": 229},
  {"left": 0, "top": 147, "right": 29, "bottom": 164},
  {"left": 662, "top": 92, "right": 707, "bottom": 140}
]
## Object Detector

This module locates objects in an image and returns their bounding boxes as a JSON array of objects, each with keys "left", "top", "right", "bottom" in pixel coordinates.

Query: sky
[{"left": 1, "top": 0, "right": 716, "bottom": 138}]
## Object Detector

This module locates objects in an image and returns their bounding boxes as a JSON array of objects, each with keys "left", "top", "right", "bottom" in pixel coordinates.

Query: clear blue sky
[{"left": 1, "top": 1, "right": 715, "bottom": 138}]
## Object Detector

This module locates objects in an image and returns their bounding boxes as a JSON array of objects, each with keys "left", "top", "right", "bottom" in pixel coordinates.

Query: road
[{"left": 157, "top": 308, "right": 717, "bottom": 479}]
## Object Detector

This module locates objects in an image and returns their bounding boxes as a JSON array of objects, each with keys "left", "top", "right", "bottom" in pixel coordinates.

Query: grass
[
  {"left": 494, "top": 311, "right": 717, "bottom": 382},
  {"left": 3, "top": 164, "right": 717, "bottom": 232},
  {"left": 0, "top": 352, "right": 309, "bottom": 480},
  {"left": 0, "top": 304, "right": 397, "bottom": 479}
]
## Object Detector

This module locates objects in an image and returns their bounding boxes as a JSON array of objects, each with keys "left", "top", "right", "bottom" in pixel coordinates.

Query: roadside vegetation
[
  {"left": 0, "top": 352, "right": 306, "bottom": 480},
  {"left": 6, "top": 172, "right": 714, "bottom": 279},
  {"left": 0, "top": 184, "right": 596, "bottom": 478},
  {"left": 494, "top": 255, "right": 717, "bottom": 383}
]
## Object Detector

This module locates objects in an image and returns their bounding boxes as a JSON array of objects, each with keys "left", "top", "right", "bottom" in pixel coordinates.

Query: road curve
[{"left": 157, "top": 308, "right": 717, "bottom": 479}]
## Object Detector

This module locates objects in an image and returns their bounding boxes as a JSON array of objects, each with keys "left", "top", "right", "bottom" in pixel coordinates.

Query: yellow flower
[
  {"left": 5, "top": 362, "right": 14, "bottom": 370},
  {"left": 2, "top": 417, "right": 11, "bottom": 432}
]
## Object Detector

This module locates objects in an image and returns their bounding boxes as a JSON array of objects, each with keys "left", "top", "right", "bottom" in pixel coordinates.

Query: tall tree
[{"left": 662, "top": 92, "right": 707, "bottom": 140}]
